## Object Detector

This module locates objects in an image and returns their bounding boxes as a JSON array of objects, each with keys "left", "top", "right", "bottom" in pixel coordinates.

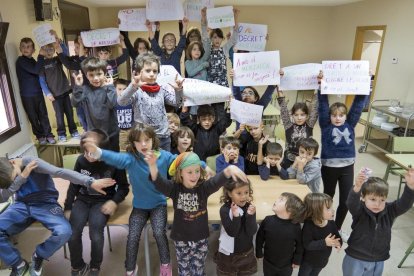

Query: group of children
[{"left": 3, "top": 7, "right": 414, "bottom": 276}]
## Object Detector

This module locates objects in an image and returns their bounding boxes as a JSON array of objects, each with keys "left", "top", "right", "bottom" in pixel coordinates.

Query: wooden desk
[
  {"left": 36, "top": 139, "right": 81, "bottom": 167},
  {"left": 385, "top": 154, "right": 414, "bottom": 170}
]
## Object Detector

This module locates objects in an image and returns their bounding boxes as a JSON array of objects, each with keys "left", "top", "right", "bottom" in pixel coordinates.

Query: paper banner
[
  {"left": 235, "top": 23, "right": 267, "bottom": 52},
  {"left": 157, "top": 65, "right": 183, "bottom": 86},
  {"left": 118, "top": 9, "right": 156, "bottom": 32},
  {"left": 184, "top": 0, "right": 214, "bottom": 22},
  {"left": 183, "top": 78, "right": 231, "bottom": 106},
  {"left": 321, "top": 60, "right": 371, "bottom": 95},
  {"left": 81, "top": 28, "right": 120, "bottom": 47},
  {"left": 206, "top": 6, "right": 234, "bottom": 29},
  {"left": 230, "top": 99, "right": 264, "bottom": 127},
  {"left": 146, "top": 0, "right": 184, "bottom": 21},
  {"left": 32, "top": 24, "right": 55, "bottom": 47},
  {"left": 233, "top": 51, "right": 280, "bottom": 86},
  {"left": 279, "top": 63, "right": 322, "bottom": 91}
]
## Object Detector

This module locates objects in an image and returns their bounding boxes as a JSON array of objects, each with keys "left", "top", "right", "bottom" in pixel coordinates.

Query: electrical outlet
[{"left": 392, "top": 57, "right": 398, "bottom": 64}]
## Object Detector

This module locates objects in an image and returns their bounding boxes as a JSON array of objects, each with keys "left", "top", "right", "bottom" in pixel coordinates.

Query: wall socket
[{"left": 392, "top": 57, "right": 398, "bottom": 64}]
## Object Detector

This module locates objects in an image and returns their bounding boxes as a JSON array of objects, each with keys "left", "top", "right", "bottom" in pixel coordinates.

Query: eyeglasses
[
  {"left": 241, "top": 91, "right": 255, "bottom": 96},
  {"left": 164, "top": 39, "right": 175, "bottom": 43}
]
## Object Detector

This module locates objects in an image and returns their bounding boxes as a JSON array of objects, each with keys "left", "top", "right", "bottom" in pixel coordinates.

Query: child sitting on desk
[{"left": 258, "top": 141, "right": 289, "bottom": 180}]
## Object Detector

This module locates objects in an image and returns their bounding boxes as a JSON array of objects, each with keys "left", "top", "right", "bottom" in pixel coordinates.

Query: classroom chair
[
  {"left": 206, "top": 154, "right": 219, "bottom": 173},
  {"left": 398, "top": 240, "right": 414, "bottom": 268},
  {"left": 62, "top": 154, "right": 113, "bottom": 259}
]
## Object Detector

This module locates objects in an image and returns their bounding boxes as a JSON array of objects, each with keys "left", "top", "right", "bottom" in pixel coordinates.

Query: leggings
[
  {"left": 124, "top": 206, "right": 169, "bottom": 271},
  {"left": 322, "top": 164, "right": 354, "bottom": 229},
  {"left": 174, "top": 238, "right": 209, "bottom": 276}
]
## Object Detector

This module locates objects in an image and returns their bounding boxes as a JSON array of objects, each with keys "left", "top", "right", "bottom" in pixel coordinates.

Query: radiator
[{"left": 7, "top": 143, "right": 38, "bottom": 159}]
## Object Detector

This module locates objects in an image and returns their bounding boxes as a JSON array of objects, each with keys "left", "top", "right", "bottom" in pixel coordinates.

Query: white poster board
[
  {"left": 230, "top": 99, "right": 264, "bottom": 127},
  {"left": 206, "top": 6, "right": 234, "bottom": 29},
  {"left": 321, "top": 60, "right": 371, "bottom": 95},
  {"left": 183, "top": 78, "right": 231, "bottom": 106},
  {"left": 81, "top": 28, "right": 120, "bottom": 47},
  {"left": 233, "top": 51, "right": 280, "bottom": 86},
  {"left": 157, "top": 65, "right": 183, "bottom": 86},
  {"left": 118, "top": 9, "right": 156, "bottom": 32},
  {"left": 235, "top": 23, "right": 267, "bottom": 52},
  {"left": 146, "top": 0, "right": 184, "bottom": 21},
  {"left": 279, "top": 63, "right": 322, "bottom": 91},
  {"left": 32, "top": 24, "right": 55, "bottom": 47},
  {"left": 184, "top": 0, "right": 214, "bottom": 22}
]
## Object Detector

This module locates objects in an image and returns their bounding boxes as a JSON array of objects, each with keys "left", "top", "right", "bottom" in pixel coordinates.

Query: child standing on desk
[
  {"left": 64, "top": 129, "right": 129, "bottom": 276},
  {"left": 215, "top": 179, "right": 257, "bottom": 275},
  {"left": 256, "top": 192, "right": 305, "bottom": 276},
  {"left": 144, "top": 151, "right": 248, "bottom": 276}
]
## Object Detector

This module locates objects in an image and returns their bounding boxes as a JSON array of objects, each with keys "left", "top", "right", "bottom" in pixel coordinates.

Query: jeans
[
  {"left": 68, "top": 200, "right": 109, "bottom": 270},
  {"left": 21, "top": 95, "right": 53, "bottom": 139},
  {"left": 76, "top": 105, "right": 88, "bottom": 131},
  {"left": 342, "top": 254, "right": 384, "bottom": 276},
  {"left": 298, "top": 262, "right": 323, "bottom": 276},
  {"left": 0, "top": 202, "right": 71, "bottom": 267},
  {"left": 52, "top": 94, "right": 78, "bottom": 137}
]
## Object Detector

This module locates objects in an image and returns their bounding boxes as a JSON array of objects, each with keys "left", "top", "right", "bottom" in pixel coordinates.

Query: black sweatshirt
[
  {"left": 256, "top": 215, "right": 303, "bottom": 268},
  {"left": 301, "top": 219, "right": 341, "bottom": 268}
]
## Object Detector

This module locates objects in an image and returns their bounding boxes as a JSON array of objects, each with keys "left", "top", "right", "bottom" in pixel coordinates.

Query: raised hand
[
  {"left": 21, "top": 160, "right": 38, "bottom": 178},
  {"left": 247, "top": 203, "right": 256, "bottom": 215},
  {"left": 223, "top": 165, "right": 248, "bottom": 183},
  {"left": 72, "top": 70, "right": 84, "bottom": 86},
  {"left": 259, "top": 135, "right": 269, "bottom": 146},
  {"left": 104, "top": 74, "right": 114, "bottom": 86},
  {"left": 405, "top": 168, "right": 414, "bottom": 190},
  {"left": 169, "top": 74, "right": 185, "bottom": 91},
  {"left": 91, "top": 178, "right": 116, "bottom": 195},
  {"left": 144, "top": 150, "right": 158, "bottom": 166},
  {"left": 131, "top": 71, "right": 147, "bottom": 89},
  {"left": 82, "top": 137, "right": 99, "bottom": 155}
]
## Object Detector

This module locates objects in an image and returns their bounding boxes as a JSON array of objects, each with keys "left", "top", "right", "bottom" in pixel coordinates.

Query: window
[{"left": 0, "top": 22, "right": 21, "bottom": 142}]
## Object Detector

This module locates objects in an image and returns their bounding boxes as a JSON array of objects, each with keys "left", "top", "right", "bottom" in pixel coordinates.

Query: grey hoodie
[{"left": 287, "top": 158, "right": 322, "bottom": 193}]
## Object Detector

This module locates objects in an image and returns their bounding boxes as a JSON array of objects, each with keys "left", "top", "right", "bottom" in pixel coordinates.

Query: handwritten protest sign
[
  {"left": 118, "top": 9, "right": 155, "bottom": 31},
  {"left": 157, "top": 65, "right": 183, "bottom": 86},
  {"left": 184, "top": 0, "right": 214, "bottom": 22},
  {"left": 233, "top": 51, "right": 280, "bottom": 86},
  {"left": 146, "top": 0, "right": 184, "bottom": 21},
  {"left": 183, "top": 78, "right": 231, "bottom": 106},
  {"left": 32, "top": 24, "right": 55, "bottom": 47},
  {"left": 321, "top": 60, "right": 370, "bottom": 95},
  {"left": 279, "top": 63, "right": 322, "bottom": 91},
  {"left": 207, "top": 6, "right": 234, "bottom": 29},
  {"left": 81, "top": 28, "right": 120, "bottom": 47},
  {"left": 235, "top": 23, "right": 267, "bottom": 52},
  {"left": 230, "top": 99, "right": 264, "bottom": 127}
]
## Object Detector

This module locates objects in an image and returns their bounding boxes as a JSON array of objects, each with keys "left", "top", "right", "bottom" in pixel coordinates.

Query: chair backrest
[
  {"left": 62, "top": 154, "right": 80, "bottom": 170},
  {"left": 206, "top": 154, "right": 219, "bottom": 173},
  {"left": 393, "top": 137, "right": 414, "bottom": 153}
]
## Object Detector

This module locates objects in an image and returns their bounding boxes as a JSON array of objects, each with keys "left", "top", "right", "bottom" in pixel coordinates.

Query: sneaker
[
  {"left": 71, "top": 264, "right": 90, "bottom": 276},
  {"left": 71, "top": 131, "right": 81, "bottom": 139},
  {"left": 125, "top": 265, "right": 138, "bottom": 276},
  {"left": 46, "top": 136, "right": 56, "bottom": 144},
  {"left": 38, "top": 137, "right": 47, "bottom": 145},
  {"left": 89, "top": 268, "right": 100, "bottom": 276},
  {"left": 339, "top": 229, "right": 350, "bottom": 243},
  {"left": 10, "top": 260, "right": 29, "bottom": 276},
  {"left": 58, "top": 135, "right": 67, "bottom": 142},
  {"left": 29, "top": 253, "right": 43, "bottom": 276},
  {"left": 159, "top": 264, "right": 172, "bottom": 276}
]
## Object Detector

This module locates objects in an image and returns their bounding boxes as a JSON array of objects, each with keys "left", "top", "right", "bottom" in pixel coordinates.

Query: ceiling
[{"left": 77, "top": 0, "right": 365, "bottom": 8}]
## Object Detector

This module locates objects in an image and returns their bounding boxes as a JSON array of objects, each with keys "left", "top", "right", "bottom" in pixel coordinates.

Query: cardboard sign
[
  {"left": 279, "top": 63, "right": 322, "bottom": 91},
  {"left": 233, "top": 51, "right": 280, "bottom": 86},
  {"left": 184, "top": 0, "right": 214, "bottom": 22},
  {"left": 206, "top": 6, "right": 234, "bottom": 29},
  {"left": 230, "top": 99, "right": 264, "bottom": 127},
  {"left": 235, "top": 23, "right": 267, "bottom": 52},
  {"left": 81, "top": 28, "right": 120, "bottom": 47},
  {"left": 146, "top": 0, "right": 184, "bottom": 21},
  {"left": 183, "top": 78, "right": 231, "bottom": 106},
  {"left": 118, "top": 9, "right": 155, "bottom": 32},
  {"left": 32, "top": 24, "right": 55, "bottom": 47},
  {"left": 321, "top": 60, "right": 371, "bottom": 95}
]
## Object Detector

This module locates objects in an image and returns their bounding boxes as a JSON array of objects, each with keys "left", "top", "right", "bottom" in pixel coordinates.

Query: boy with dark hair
[
  {"left": 287, "top": 137, "right": 322, "bottom": 193},
  {"left": 65, "top": 129, "right": 129, "bottom": 275},
  {"left": 71, "top": 57, "right": 120, "bottom": 151},
  {"left": 239, "top": 122, "right": 267, "bottom": 175},
  {"left": 258, "top": 141, "right": 289, "bottom": 180},
  {"left": 216, "top": 136, "right": 244, "bottom": 173},
  {"left": 15, "top": 37, "right": 55, "bottom": 145},
  {"left": 114, "top": 78, "right": 133, "bottom": 151},
  {"left": 0, "top": 156, "right": 115, "bottom": 276},
  {"left": 180, "top": 104, "right": 232, "bottom": 161},
  {"left": 96, "top": 34, "right": 128, "bottom": 81}
]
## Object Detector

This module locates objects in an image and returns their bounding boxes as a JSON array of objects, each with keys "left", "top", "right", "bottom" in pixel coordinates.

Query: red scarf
[{"left": 141, "top": 84, "right": 161, "bottom": 93}]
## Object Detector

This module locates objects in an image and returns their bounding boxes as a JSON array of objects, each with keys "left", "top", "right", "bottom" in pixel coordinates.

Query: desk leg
[
  {"left": 144, "top": 224, "right": 151, "bottom": 276},
  {"left": 384, "top": 161, "right": 393, "bottom": 182}
]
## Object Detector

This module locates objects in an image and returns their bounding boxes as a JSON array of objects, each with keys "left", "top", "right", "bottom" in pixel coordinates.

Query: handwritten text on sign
[
  {"left": 32, "top": 24, "right": 55, "bottom": 47},
  {"left": 118, "top": 9, "right": 155, "bottom": 32},
  {"left": 207, "top": 6, "right": 234, "bottom": 29},
  {"left": 230, "top": 99, "right": 264, "bottom": 127},
  {"left": 233, "top": 51, "right": 280, "bottom": 86},
  {"left": 184, "top": 0, "right": 214, "bottom": 22},
  {"left": 146, "top": 0, "right": 184, "bottom": 21},
  {"left": 279, "top": 63, "right": 322, "bottom": 91},
  {"left": 321, "top": 60, "right": 370, "bottom": 95},
  {"left": 157, "top": 65, "right": 183, "bottom": 87},
  {"left": 183, "top": 78, "right": 231, "bottom": 106},
  {"left": 81, "top": 28, "right": 120, "bottom": 47},
  {"left": 235, "top": 23, "right": 267, "bottom": 52}
]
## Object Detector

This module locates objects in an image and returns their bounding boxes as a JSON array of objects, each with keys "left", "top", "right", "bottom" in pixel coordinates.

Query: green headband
[{"left": 179, "top": 152, "right": 201, "bottom": 169}]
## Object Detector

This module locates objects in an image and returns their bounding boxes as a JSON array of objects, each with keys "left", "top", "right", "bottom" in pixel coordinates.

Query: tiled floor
[{"left": 1, "top": 124, "right": 414, "bottom": 275}]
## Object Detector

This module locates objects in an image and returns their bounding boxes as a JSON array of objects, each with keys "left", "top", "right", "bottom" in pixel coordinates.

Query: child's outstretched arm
[
  {"left": 203, "top": 165, "right": 249, "bottom": 196},
  {"left": 144, "top": 150, "right": 174, "bottom": 197},
  {"left": 347, "top": 94, "right": 369, "bottom": 128},
  {"left": 111, "top": 34, "right": 129, "bottom": 66},
  {"left": 117, "top": 72, "right": 142, "bottom": 106},
  {"left": 222, "top": 9, "right": 239, "bottom": 57},
  {"left": 389, "top": 168, "right": 414, "bottom": 217},
  {"left": 277, "top": 90, "right": 293, "bottom": 130},
  {"left": 256, "top": 135, "right": 269, "bottom": 165},
  {"left": 307, "top": 90, "right": 319, "bottom": 128},
  {"left": 70, "top": 70, "right": 85, "bottom": 107},
  {"left": 317, "top": 71, "right": 331, "bottom": 128},
  {"left": 346, "top": 170, "right": 366, "bottom": 215},
  {"left": 256, "top": 85, "right": 277, "bottom": 108},
  {"left": 148, "top": 20, "right": 163, "bottom": 56}
]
